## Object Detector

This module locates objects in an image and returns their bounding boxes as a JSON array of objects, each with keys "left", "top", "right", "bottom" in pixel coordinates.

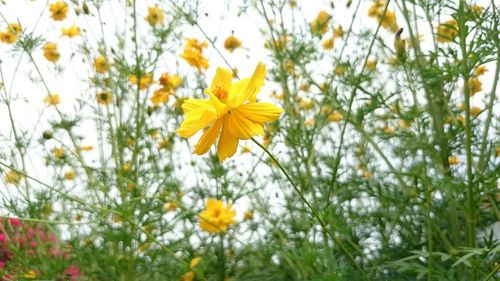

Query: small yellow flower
[
  {"left": 448, "top": 155, "right": 459, "bottom": 165},
  {"left": 368, "top": 2, "right": 399, "bottom": 32},
  {"left": 61, "top": 25, "right": 80, "bottom": 37},
  {"left": 310, "top": 10, "right": 331, "bottom": 36},
  {"left": 43, "top": 93, "right": 61, "bottom": 106},
  {"left": 7, "top": 23, "right": 21, "bottom": 35},
  {"left": 190, "top": 257, "right": 202, "bottom": 269},
  {"left": 470, "top": 4, "right": 483, "bottom": 16},
  {"left": 74, "top": 214, "right": 82, "bottom": 221},
  {"left": 157, "top": 138, "right": 172, "bottom": 150},
  {"left": 93, "top": 55, "right": 109, "bottom": 73},
  {"left": 436, "top": 19, "right": 458, "bottom": 43},
  {"left": 322, "top": 38, "right": 334, "bottom": 49},
  {"left": 335, "top": 65, "right": 348, "bottom": 76},
  {"left": 244, "top": 210, "right": 253, "bottom": 220},
  {"left": 398, "top": 119, "right": 410, "bottom": 128},
  {"left": 43, "top": 42, "right": 60, "bottom": 62},
  {"left": 145, "top": 6, "right": 165, "bottom": 26},
  {"left": 49, "top": 1, "right": 69, "bottom": 21},
  {"left": 304, "top": 118, "right": 315, "bottom": 127},
  {"left": 64, "top": 169, "right": 76, "bottom": 181},
  {"left": 328, "top": 111, "right": 343, "bottom": 122},
  {"left": 366, "top": 59, "right": 378, "bottom": 71},
  {"left": 199, "top": 198, "right": 236, "bottom": 233},
  {"left": 163, "top": 201, "right": 178, "bottom": 212},
  {"left": 150, "top": 88, "right": 170, "bottom": 106},
  {"left": 383, "top": 126, "right": 395, "bottom": 134},
  {"left": 224, "top": 35, "right": 242, "bottom": 52},
  {"left": 4, "top": 170, "right": 23, "bottom": 186},
  {"left": 23, "top": 270, "right": 37, "bottom": 279},
  {"left": 468, "top": 77, "right": 482, "bottom": 95},
  {"left": 128, "top": 73, "right": 153, "bottom": 90},
  {"left": 474, "top": 65, "right": 487, "bottom": 76},
  {"left": 159, "top": 73, "right": 183, "bottom": 91},
  {"left": 180, "top": 38, "right": 209, "bottom": 72},
  {"left": 52, "top": 147, "right": 65, "bottom": 159},
  {"left": 0, "top": 31, "right": 17, "bottom": 44},
  {"left": 122, "top": 162, "right": 131, "bottom": 172},
  {"left": 334, "top": 26, "right": 344, "bottom": 39},
  {"left": 181, "top": 271, "right": 195, "bottom": 281},
  {"left": 470, "top": 106, "right": 481, "bottom": 117},
  {"left": 176, "top": 62, "right": 282, "bottom": 161},
  {"left": 96, "top": 91, "right": 113, "bottom": 105}
]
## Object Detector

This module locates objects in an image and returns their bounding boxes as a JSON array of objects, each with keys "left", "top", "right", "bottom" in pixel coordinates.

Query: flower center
[{"left": 214, "top": 85, "right": 228, "bottom": 102}]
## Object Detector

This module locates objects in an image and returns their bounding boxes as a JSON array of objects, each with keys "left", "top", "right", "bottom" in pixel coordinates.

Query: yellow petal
[
  {"left": 217, "top": 116, "right": 239, "bottom": 161},
  {"left": 176, "top": 109, "right": 217, "bottom": 138},
  {"left": 193, "top": 118, "right": 223, "bottom": 155},
  {"left": 204, "top": 88, "right": 228, "bottom": 116},
  {"left": 210, "top": 67, "right": 232, "bottom": 95},
  {"left": 227, "top": 109, "right": 264, "bottom": 139},
  {"left": 235, "top": 102, "right": 283, "bottom": 123},
  {"left": 182, "top": 99, "right": 213, "bottom": 114},
  {"left": 230, "top": 62, "right": 266, "bottom": 107}
]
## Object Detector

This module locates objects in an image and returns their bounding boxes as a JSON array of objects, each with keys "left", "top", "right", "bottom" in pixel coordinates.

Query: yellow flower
[
  {"left": 310, "top": 10, "right": 331, "bottom": 36},
  {"left": 52, "top": 147, "right": 65, "bottom": 159},
  {"left": 145, "top": 6, "right": 165, "bottom": 26},
  {"left": 190, "top": 257, "right": 202, "bottom": 269},
  {"left": 322, "top": 38, "right": 334, "bottom": 49},
  {"left": 333, "top": 26, "right": 344, "bottom": 39},
  {"left": 49, "top": 1, "right": 69, "bottom": 21},
  {"left": 0, "top": 31, "right": 17, "bottom": 44},
  {"left": 4, "top": 170, "right": 23, "bottom": 186},
  {"left": 328, "top": 111, "right": 343, "bottom": 122},
  {"left": 176, "top": 62, "right": 283, "bottom": 161},
  {"left": 224, "top": 35, "right": 242, "bottom": 52},
  {"left": 163, "top": 201, "right": 178, "bottom": 212},
  {"left": 470, "top": 106, "right": 481, "bottom": 117},
  {"left": 383, "top": 126, "right": 395, "bottom": 134},
  {"left": 96, "top": 91, "right": 113, "bottom": 105},
  {"left": 474, "top": 65, "right": 487, "bottom": 76},
  {"left": 129, "top": 73, "right": 153, "bottom": 90},
  {"left": 244, "top": 210, "right": 253, "bottom": 220},
  {"left": 304, "top": 118, "right": 314, "bottom": 127},
  {"left": 335, "top": 65, "right": 348, "bottom": 76},
  {"left": 43, "top": 93, "right": 61, "bottom": 106},
  {"left": 436, "top": 19, "right": 458, "bottom": 43},
  {"left": 366, "top": 59, "right": 378, "bottom": 71},
  {"left": 64, "top": 169, "right": 76, "bottom": 181},
  {"left": 150, "top": 88, "right": 170, "bottom": 107},
  {"left": 180, "top": 38, "right": 209, "bottom": 72},
  {"left": 181, "top": 271, "right": 195, "bottom": 281},
  {"left": 93, "top": 55, "right": 109, "bottom": 73},
  {"left": 159, "top": 73, "right": 183, "bottom": 91},
  {"left": 468, "top": 77, "right": 482, "bottom": 95},
  {"left": 23, "top": 270, "right": 37, "bottom": 279},
  {"left": 7, "top": 23, "right": 21, "bottom": 35},
  {"left": 448, "top": 155, "right": 459, "bottom": 165},
  {"left": 61, "top": 25, "right": 80, "bottom": 37},
  {"left": 368, "top": 1, "right": 398, "bottom": 32},
  {"left": 43, "top": 42, "right": 60, "bottom": 62},
  {"left": 199, "top": 198, "right": 236, "bottom": 233}
]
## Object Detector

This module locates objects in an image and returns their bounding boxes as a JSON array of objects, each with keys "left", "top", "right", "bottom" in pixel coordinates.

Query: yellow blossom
[
  {"left": 470, "top": 4, "right": 483, "bottom": 16},
  {"left": 93, "top": 55, "right": 109, "bottom": 73},
  {"left": 366, "top": 59, "right": 378, "bottom": 71},
  {"left": 334, "top": 26, "right": 344, "bottom": 39},
  {"left": 448, "top": 155, "right": 459, "bottom": 165},
  {"left": 304, "top": 118, "right": 314, "bottom": 127},
  {"left": 468, "top": 77, "right": 482, "bottom": 95},
  {"left": 310, "top": 10, "right": 331, "bottom": 36},
  {"left": 176, "top": 62, "right": 282, "bottom": 161},
  {"left": 474, "top": 65, "right": 487, "bottom": 76},
  {"left": 4, "top": 170, "right": 23, "bottom": 186},
  {"left": 244, "top": 210, "right": 253, "bottom": 220},
  {"left": 399, "top": 119, "right": 410, "bottom": 128},
  {"left": 335, "top": 65, "right": 348, "bottom": 76},
  {"left": 224, "top": 35, "right": 242, "bottom": 52},
  {"left": 157, "top": 138, "right": 172, "bottom": 150},
  {"left": 199, "top": 198, "right": 236, "bottom": 233},
  {"left": 368, "top": 2, "right": 399, "bottom": 32},
  {"left": 52, "top": 147, "right": 65, "bottom": 159},
  {"left": 163, "top": 201, "right": 178, "bottom": 212},
  {"left": 74, "top": 214, "right": 82, "bottom": 221},
  {"left": 264, "top": 35, "right": 290, "bottom": 50},
  {"left": 64, "top": 169, "right": 76, "bottom": 181},
  {"left": 43, "top": 93, "right": 61, "bottom": 106},
  {"left": 322, "top": 38, "right": 334, "bottom": 49},
  {"left": 0, "top": 31, "right": 17, "bottom": 44},
  {"left": 383, "top": 126, "right": 395, "bottom": 134},
  {"left": 49, "top": 1, "right": 69, "bottom": 21},
  {"left": 436, "top": 19, "right": 458, "bottom": 43},
  {"left": 180, "top": 38, "right": 209, "bottom": 72},
  {"left": 470, "top": 106, "right": 481, "bottom": 117},
  {"left": 128, "top": 73, "right": 153, "bottom": 90},
  {"left": 150, "top": 88, "right": 170, "bottom": 107},
  {"left": 7, "top": 23, "right": 21, "bottom": 35},
  {"left": 190, "top": 257, "right": 202, "bottom": 269},
  {"left": 43, "top": 42, "right": 60, "bottom": 62},
  {"left": 181, "top": 271, "right": 195, "bottom": 281},
  {"left": 159, "top": 73, "right": 182, "bottom": 91},
  {"left": 61, "top": 25, "right": 80, "bottom": 37},
  {"left": 328, "top": 111, "right": 343, "bottom": 122},
  {"left": 145, "top": 6, "right": 165, "bottom": 26},
  {"left": 23, "top": 270, "right": 37, "bottom": 279},
  {"left": 96, "top": 91, "right": 113, "bottom": 105}
]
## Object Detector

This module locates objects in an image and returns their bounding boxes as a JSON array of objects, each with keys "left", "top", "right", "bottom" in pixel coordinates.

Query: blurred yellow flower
[
  {"left": 224, "top": 35, "right": 242, "bottom": 52},
  {"left": 129, "top": 73, "right": 153, "bottom": 90},
  {"left": 145, "top": 6, "right": 165, "bottom": 26},
  {"left": 335, "top": 65, "right": 348, "bottom": 76},
  {"left": 7, "top": 23, "right": 21, "bottom": 35},
  {"left": 470, "top": 106, "right": 481, "bottom": 117},
  {"left": 322, "top": 38, "right": 334, "bottom": 49},
  {"left": 23, "top": 270, "right": 37, "bottom": 279},
  {"left": 368, "top": 1, "right": 399, "bottom": 32},
  {"left": 43, "top": 42, "right": 60, "bottom": 62},
  {"left": 180, "top": 271, "right": 195, "bottom": 281},
  {"left": 52, "top": 147, "right": 65, "bottom": 159},
  {"left": 49, "top": 1, "right": 69, "bottom": 21},
  {"left": 4, "top": 170, "right": 23, "bottom": 186},
  {"left": 436, "top": 19, "right": 458, "bottom": 43},
  {"left": 180, "top": 38, "right": 209, "bottom": 72},
  {"left": 366, "top": 59, "right": 378, "bottom": 71},
  {"left": 61, "top": 25, "right": 80, "bottom": 37},
  {"left": 448, "top": 155, "right": 459, "bottom": 165},
  {"left": 334, "top": 26, "right": 344, "bottom": 39},
  {"left": 199, "top": 198, "right": 236, "bottom": 233},
  {"left": 159, "top": 73, "right": 183, "bottom": 91},
  {"left": 468, "top": 77, "right": 482, "bottom": 95},
  {"left": 43, "top": 93, "right": 61, "bottom": 106},
  {"left": 474, "top": 65, "right": 487, "bottom": 76},
  {"left": 64, "top": 169, "right": 76, "bottom": 181},
  {"left": 150, "top": 88, "right": 170, "bottom": 107},
  {"left": 176, "top": 62, "right": 282, "bottom": 161},
  {"left": 328, "top": 111, "right": 343, "bottom": 122},
  {"left": 163, "top": 201, "right": 178, "bottom": 212},
  {"left": 244, "top": 210, "right": 253, "bottom": 220},
  {"left": 310, "top": 10, "right": 331, "bottom": 36},
  {"left": 304, "top": 118, "right": 315, "bottom": 127},
  {"left": 0, "top": 31, "right": 17, "bottom": 44},
  {"left": 96, "top": 91, "right": 112, "bottom": 105},
  {"left": 190, "top": 257, "right": 202, "bottom": 269},
  {"left": 94, "top": 55, "right": 109, "bottom": 73}
]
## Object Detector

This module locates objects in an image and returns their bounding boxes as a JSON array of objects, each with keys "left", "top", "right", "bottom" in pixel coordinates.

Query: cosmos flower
[
  {"left": 43, "top": 43, "right": 60, "bottom": 62},
  {"left": 145, "top": 6, "right": 165, "bottom": 26},
  {"left": 198, "top": 198, "right": 236, "bottom": 233},
  {"left": 224, "top": 35, "right": 242, "bottom": 52},
  {"left": 49, "top": 1, "right": 69, "bottom": 21}
]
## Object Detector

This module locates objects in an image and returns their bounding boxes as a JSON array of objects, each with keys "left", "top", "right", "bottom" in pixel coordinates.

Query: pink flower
[
  {"left": 0, "top": 233, "right": 6, "bottom": 242},
  {"left": 0, "top": 261, "right": 5, "bottom": 269},
  {"left": 9, "top": 218, "right": 21, "bottom": 227},
  {"left": 30, "top": 240, "right": 37, "bottom": 248}
]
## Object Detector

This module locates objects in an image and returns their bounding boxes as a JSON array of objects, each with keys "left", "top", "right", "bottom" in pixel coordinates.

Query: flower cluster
[
  {"left": 0, "top": 23, "right": 21, "bottom": 45},
  {"left": 180, "top": 38, "right": 209, "bottom": 72},
  {"left": 367, "top": 1, "right": 399, "bottom": 33}
]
